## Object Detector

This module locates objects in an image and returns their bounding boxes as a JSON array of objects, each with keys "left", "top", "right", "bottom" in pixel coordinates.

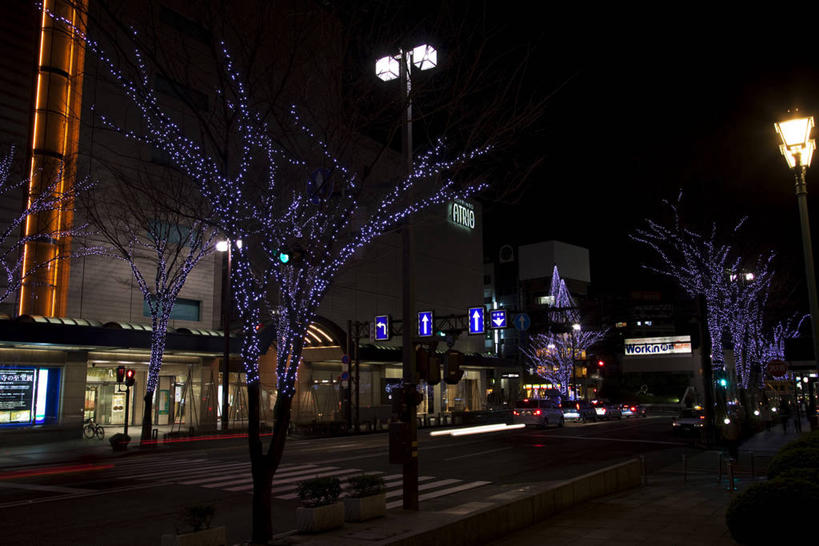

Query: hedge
[{"left": 767, "top": 447, "right": 819, "bottom": 479}]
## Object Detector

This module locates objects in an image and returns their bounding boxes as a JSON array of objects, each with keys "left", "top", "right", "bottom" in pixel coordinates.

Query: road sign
[
  {"left": 512, "top": 313, "right": 531, "bottom": 331},
  {"left": 418, "top": 311, "right": 434, "bottom": 337},
  {"left": 374, "top": 315, "right": 390, "bottom": 341},
  {"left": 468, "top": 307, "right": 485, "bottom": 335},
  {"left": 489, "top": 309, "right": 508, "bottom": 329},
  {"left": 767, "top": 359, "right": 788, "bottom": 378}
]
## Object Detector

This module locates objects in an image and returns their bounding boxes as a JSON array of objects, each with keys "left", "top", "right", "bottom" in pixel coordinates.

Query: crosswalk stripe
[
  {"left": 227, "top": 467, "right": 365, "bottom": 493},
  {"left": 384, "top": 479, "right": 460, "bottom": 499},
  {"left": 183, "top": 465, "right": 326, "bottom": 487},
  {"left": 120, "top": 461, "right": 250, "bottom": 480},
  {"left": 380, "top": 476, "right": 434, "bottom": 489},
  {"left": 385, "top": 481, "right": 491, "bottom": 509}
]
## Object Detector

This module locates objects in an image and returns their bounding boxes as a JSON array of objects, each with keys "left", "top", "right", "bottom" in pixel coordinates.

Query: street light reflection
[{"left": 429, "top": 423, "right": 525, "bottom": 437}]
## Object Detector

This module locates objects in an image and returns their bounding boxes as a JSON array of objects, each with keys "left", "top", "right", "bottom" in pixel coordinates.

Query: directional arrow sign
[
  {"left": 468, "top": 306, "right": 485, "bottom": 335},
  {"left": 490, "top": 309, "right": 508, "bottom": 329},
  {"left": 418, "top": 311, "right": 434, "bottom": 337},
  {"left": 513, "top": 313, "right": 531, "bottom": 332},
  {"left": 374, "top": 315, "right": 390, "bottom": 341}
]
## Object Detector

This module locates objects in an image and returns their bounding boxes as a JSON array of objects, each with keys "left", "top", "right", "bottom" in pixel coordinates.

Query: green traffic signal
[
  {"left": 278, "top": 251, "right": 290, "bottom": 264},
  {"left": 718, "top": 378, "right": 728, "bottom": 388}
]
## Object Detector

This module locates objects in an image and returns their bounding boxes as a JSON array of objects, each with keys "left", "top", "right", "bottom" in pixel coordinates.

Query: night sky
[{"left": 478, "top": 23, "right": 819, "bottom": 309}]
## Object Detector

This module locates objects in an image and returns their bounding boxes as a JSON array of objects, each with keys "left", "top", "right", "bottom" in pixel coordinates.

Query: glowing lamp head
[
  {"left": 775, "top": 115, "right": 815, "bottom": 168},
  {"left": 724, "top": 418, "right": 731, "bottom": 425},
  {"left": 412, "top": 44, "right": 438, "bottom": 70},
  {"left": 216, "top": 240, "right": 229, "bottom": 252},
  {"left": 375, "top": 55, "right": 399, "bottom": 81},
  {"left": 572, "top": 323, "right": 581, "bottom": 331}
]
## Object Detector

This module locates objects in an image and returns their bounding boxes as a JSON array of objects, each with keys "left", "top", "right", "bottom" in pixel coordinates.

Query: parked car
[
  {"left": 562, "top": 400, "right": 597, "bottom": 423},
  {"left": 672, "top": 408, "right": 706, "bottom": 433},
  {"left": 591, "top": 400, "right": 622, "bottom": 420},
  {"left": 621, "top": 403, "right": 647, "bottom": 418},
  {"left": 513, "top": 399, "right": 564, "bottom": 428}
]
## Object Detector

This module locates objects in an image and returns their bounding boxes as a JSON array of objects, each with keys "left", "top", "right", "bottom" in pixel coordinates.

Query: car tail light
[
  {"left": 631, "top": 406, "right": 636, "bottom": 412},
  {"left": 699, "top": 415, "right": 705, "bottom": 420},
  {"left": 534, "top": 410, "right": 542, "bottom": 416},
  {"left": 513, "top": 411, "right": 520, "bottom": 416}
]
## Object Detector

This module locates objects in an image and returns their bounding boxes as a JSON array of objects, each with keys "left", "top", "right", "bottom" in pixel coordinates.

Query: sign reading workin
[
  {"left": 448, "top": 199, "right": 476, "bottom": 230},
  {"left": 624, "top": 335, "right": 692, "bottom": 356}
]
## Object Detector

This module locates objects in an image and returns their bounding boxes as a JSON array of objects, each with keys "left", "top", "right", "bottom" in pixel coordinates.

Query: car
[
  {"left": 562, "top": 400, "right": 597, "bottom": 423},
  {"left": 621, "top": 403, "right": 647, "bottom": 418},
  {"left": 513, "top": 398, "right": 564, "bottom": 428},
  {"left": 672, "top": 408, "right": 706, "bottom": 433},
  {"left": 591, "top": 400, "right": 622, "bottom": 420}
]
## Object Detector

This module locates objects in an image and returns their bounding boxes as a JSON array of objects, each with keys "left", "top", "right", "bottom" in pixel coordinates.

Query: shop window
[{"left": 143, "top": 297, "right": 200, "bottom": 322}]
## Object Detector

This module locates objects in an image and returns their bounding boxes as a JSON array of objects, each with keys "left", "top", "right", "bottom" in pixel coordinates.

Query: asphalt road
[{"left": 0, "top": 414, "right": 692, "bottom": 544}]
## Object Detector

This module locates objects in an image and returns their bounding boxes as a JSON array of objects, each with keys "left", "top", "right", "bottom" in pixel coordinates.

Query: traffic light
[
  {"left": 116, "top": 366, "right": 125, "bottom": 383},
  {"left": 277, "top": 243, "right": 304, "bottom": 265},
  {"left": 427, "top": 354, "right": 441, "bottom": 386},
  {"left": 444, "top": 350, "right": 465, "bottom": 385},
  {"left": 597, "top": 359, "right": 605, "bottom": 368},
  {"left": 416, "top": 346, "right": 429, "bottom": 383},
  {"left": 718, "top": 378, "right": 728, "bottom": 388},
  {"left": 125, "top": 368, "right": 135, "bottom": 387}
]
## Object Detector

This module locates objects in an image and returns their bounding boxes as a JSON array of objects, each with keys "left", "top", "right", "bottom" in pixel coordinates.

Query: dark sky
[{"left": 480, "top": 25, "right": 819, "bottom": 306}]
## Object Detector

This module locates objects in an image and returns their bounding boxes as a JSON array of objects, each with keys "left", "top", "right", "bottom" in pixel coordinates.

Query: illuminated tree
[
  {"left": 78, "top": 166, "right": 217, "bottom": 444},
  {"left": 0, "top": 147, "right": 90, "bottom": 305},
  {"left": 525, "top": 265, "right": 605, "bottom": 397}
]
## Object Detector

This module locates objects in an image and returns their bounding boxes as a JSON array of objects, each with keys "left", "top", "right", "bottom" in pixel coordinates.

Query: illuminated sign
[
  {"left": 624, "top": 335, "right": 692, "bottom": 356},
  {"left": 448, "top": 199, "right": 476, "bottom": 230},
  {"left": 0, "top": 369, "right": 35, "bottom": 424}
]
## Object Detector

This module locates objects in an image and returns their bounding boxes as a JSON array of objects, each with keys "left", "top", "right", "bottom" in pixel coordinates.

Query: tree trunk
[
  {"left": 141, "top": 392, "right": 154, "bottom": 446},
  {"left": 248, "top": 382, "right": 293, "bottom": 544}
]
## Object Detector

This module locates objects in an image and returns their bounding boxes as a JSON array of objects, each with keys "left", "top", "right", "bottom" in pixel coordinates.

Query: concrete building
[{"left": 0, "top": 0, "right": 489, "bottom": 442}]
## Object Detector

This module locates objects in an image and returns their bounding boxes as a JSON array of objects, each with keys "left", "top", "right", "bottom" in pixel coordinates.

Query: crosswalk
[{"left": 114, "top": 457, "right": 490, "bottom": 509}]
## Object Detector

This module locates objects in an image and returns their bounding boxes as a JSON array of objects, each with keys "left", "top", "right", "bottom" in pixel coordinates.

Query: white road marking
[
  {"left": 444, "top": 447, "right": 512, "bottom": 461},
  {"left": 386, "top": 481, "right": 491, "bottom": 509}
]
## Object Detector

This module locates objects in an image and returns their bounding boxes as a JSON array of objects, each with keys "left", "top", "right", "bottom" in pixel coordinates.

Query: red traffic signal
[
  {"left": 116, "top": 366, "right": 126, "bottom": 383},
  {"left": 597, "top": 360, "right": 605, "bottom": 368},
  {"left": 125, "top": 368, "right": 135, "bottom": 387}
]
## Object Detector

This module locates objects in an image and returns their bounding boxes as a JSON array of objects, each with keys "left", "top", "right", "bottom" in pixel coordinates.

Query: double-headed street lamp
[
  {"left": 571, "top": 322, "right": 581, "bottom": 400},
  {"left": 375, "top": 44, "right": 438, "bottom": 511},
  {"left": 775, "top": 113, "right": 819, "bottom": 427}
]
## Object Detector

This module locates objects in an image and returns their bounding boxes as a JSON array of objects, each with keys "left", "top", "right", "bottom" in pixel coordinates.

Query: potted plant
[
  {"left": 160, "top": 504, "right": 226, "bottom": 546},
  {"left": 296, "top": 476, "right": 344, "bottom": 533},
  {"left": 344, "top": 474, "right": 386, "bottom": 522}
]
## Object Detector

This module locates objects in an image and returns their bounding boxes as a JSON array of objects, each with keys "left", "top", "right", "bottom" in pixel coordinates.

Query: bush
[
  {"left": 726, "top": 477, "right": 819, "bottom": 544},
  {"left": 776, "top": 467, "right": 819, "bottom": 485},
  {"left": 346, "top": 474, "right": 385, "bottom": 498},
  {"left": 767, "top": 447, "right": 819, "bottom": 479},
  {"left": 297, "top": 476, "right": 341, "bottom": 507},
  {"left": 779, "top": 430, "right": 819, "bottom": 455}
]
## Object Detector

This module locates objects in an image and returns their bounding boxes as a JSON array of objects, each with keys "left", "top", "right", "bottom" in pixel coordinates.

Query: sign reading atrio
[{"left": 448, "top": 199, "right": 476, "bottom": 231}]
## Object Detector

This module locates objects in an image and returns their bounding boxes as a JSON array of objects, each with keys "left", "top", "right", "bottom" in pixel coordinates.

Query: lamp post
[
  {"left": 775, "top": 113, "right": 819, "bottom": 429},
  {"left": 376, "top": 43, "right": 438, "bottom": 511},
  {"left": 216, "top": 239, "right": 240, "bottom": 432},
  {"left": 571, "top": 323, "right": 581, "bottom": 400}
]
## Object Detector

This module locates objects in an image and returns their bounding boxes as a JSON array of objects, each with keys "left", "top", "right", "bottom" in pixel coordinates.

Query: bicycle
[{"left": 83, "top": 418, "right": 105, "bottom": 440}]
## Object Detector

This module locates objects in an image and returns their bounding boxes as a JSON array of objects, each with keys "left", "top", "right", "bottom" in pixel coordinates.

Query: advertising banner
[{"left": 624, "top": 335, "right": 692, "bottom": 356}]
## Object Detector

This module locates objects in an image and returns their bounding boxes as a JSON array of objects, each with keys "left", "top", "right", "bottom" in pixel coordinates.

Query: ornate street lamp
[{"left": 775, "top": 112, "right": 819, "bottom": 428}]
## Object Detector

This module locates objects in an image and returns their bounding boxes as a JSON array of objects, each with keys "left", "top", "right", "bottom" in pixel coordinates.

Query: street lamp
[
  {"left": 375, "top": 43, "right": 438, "bottom": 511},
  {"left": 217, "top": 239, "right": 241, "bottom": 432},
  {"left": 775, "top": 112, "right": 819, "bottom": 428},
  {"left": 571, "top": 323, "right": 581, "bottom": 400}
]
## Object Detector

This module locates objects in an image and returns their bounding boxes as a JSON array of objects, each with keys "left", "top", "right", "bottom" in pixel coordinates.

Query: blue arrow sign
[
  {"left": 374, "top": 315, "right": 390, "bottom": 341},
  {"left": 468, "top": 306, "right": 485, "bottom": 335},
  {"left": 418, "top": 311, "right": 433, "bottom": 337},
  {"left": 513, "top": 313, "right": 531, "bottom": 332},
  {"left": 490, "top": 309, "right": 508, "bottom": 329}
]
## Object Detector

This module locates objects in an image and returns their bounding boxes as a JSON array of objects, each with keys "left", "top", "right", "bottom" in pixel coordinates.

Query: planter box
[
  {"left": 296, "top": 502, "right": 344, "bottom": 533},
  {"left": 160, "top": 526, "right": 226, "bottom": 546},
  {"left": 344, "top": 493, "right": 386, "bottom": 522}
]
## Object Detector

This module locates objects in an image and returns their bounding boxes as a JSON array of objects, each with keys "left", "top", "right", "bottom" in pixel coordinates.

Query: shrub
[
  {"left": 297, "top": 476, "right": 341, "bottom": 507},
  {"left": 181, "top": 504, "right": 214, "bottom": 532},
  {"left": 778, "top": 430, "right": 819, "bottom": 455},
  {"left": 726, "top": 477, "right": 819, "bottom": 544},
  {"left": 346, "top": 474, "right": 385, "bottom": 498},
  {"left": 767, "top": 447, "right": 819, "bottom": 479},
  {"left": 776, "top": 467, "right": 819, "bottom": 485}
]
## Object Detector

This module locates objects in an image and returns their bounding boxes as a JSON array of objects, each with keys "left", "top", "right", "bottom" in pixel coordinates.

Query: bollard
[
  {"left": 152, "top": 428, "right": 158, "bottom": 440},
  {"left": 727, "top": 461, "right": 735, "bottom": 492},
  {"left": 750, "top": 451, "right": 755, "bottom": 480},
  {"left": 640, "top": 455, "right": 647, "bottom": 485},
  {"left": 718, "top": 452, "right": 723, "bottom": 484},
  {"left": 683, "top": 454, "right": 687, "bottom": 484}
]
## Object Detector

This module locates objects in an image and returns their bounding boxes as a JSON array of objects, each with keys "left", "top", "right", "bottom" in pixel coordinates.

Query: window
[
  {"left": 146, "top": 219, "right": 192, "bottom": 246},
  {"left": 537, "top": 295, "right": 555, "bottom": 306},
  {"left": 143, "top": 297, "right": 200, "bottom": 322},
  {"left": 159, "top": 6, "right": 211, "bottom": 45},
  {"left": 155, "top": 74, "right": 209, "bottom": 112}
]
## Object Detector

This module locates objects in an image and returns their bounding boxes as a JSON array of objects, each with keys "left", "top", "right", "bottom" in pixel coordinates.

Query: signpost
[
  {"left": 513, "top": 313, "right": 531, "bottom": 331},
  {"left": 374, "top": 315, "right": 390, "bottom": 341},
  {"left": 418, "top": 311, "right": 433, "bottom": 337},
  {"left": 489, "top": 309, "right": 507, "bottom": 329},
  {"left": 468, "top": 307, "right": 485, "bottom": 335}
]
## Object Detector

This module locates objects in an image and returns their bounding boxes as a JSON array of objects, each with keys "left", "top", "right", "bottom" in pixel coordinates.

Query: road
[{"left": 0, "top": 414, "right": 691, "bottom": 544}]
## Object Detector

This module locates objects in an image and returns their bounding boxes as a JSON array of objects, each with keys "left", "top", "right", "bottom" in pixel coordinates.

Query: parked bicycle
[{"left": 83, "top": 418, "right": 105, "bottom": 440}]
